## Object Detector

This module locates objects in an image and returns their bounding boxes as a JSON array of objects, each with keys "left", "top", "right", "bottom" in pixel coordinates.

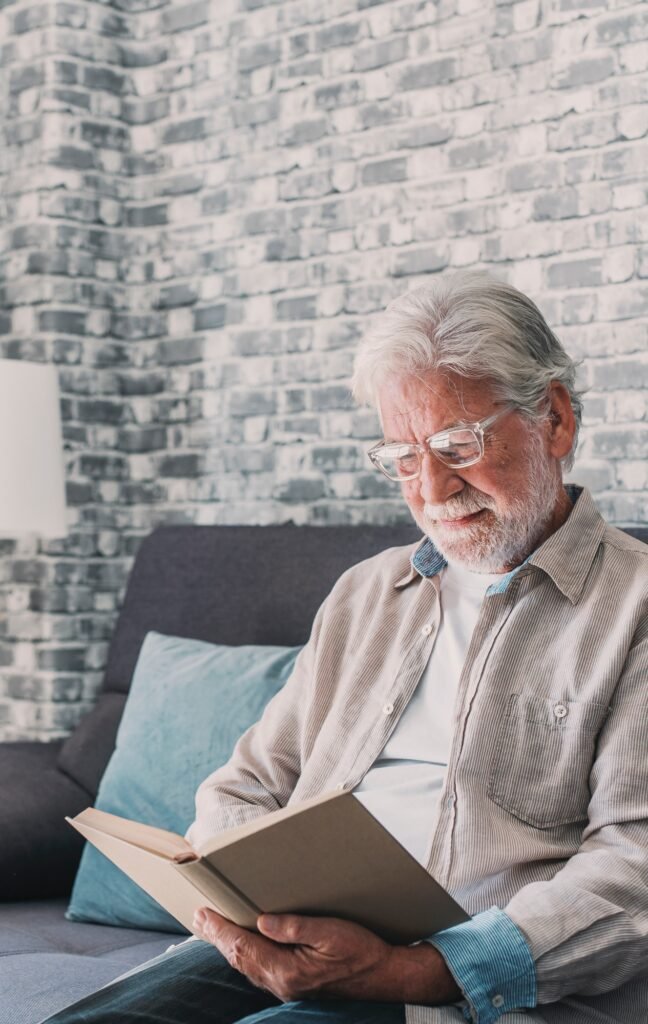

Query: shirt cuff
[{"left": 427, "top": 907, "right": 536, "bottom": 1024}]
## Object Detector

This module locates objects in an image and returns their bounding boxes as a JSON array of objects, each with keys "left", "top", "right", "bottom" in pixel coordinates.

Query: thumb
[{"left": 257, "top": 913, "right": 331, "bottom": 947}]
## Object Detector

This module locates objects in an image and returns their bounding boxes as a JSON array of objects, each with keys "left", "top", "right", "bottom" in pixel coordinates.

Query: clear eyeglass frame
[{"left": 367, "top": 405, "right": 515, "bottom": 481}]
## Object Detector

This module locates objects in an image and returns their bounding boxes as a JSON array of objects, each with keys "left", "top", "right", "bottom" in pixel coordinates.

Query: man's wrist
[{"left": 388, "top": 941, "right": 461, "bottom": 1005}]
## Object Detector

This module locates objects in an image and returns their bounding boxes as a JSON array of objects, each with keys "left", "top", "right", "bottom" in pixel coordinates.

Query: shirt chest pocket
[{"left": 487, "top": 693, "right": 610, "bottom": 829}]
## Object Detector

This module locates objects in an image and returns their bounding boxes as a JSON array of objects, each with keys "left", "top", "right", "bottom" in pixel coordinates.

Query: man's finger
[
  {"left": 195, "top": 909, "right": 294, "bottom": 972},
  {"left": 256, "top": 913, "right": 350, "bottom": 951},
  {"left": 193, "top": 908, "right": 253, "bottom": 955}
]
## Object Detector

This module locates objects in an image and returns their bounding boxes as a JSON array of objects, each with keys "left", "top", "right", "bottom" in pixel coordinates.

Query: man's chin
[{"left": 416, "top": 513, "right": 512, "bottom": 573}]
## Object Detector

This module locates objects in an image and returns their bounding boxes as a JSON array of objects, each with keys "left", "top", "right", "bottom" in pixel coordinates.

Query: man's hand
[{"left": 192, "top": 908, "right": 461, "bottom": 1006}]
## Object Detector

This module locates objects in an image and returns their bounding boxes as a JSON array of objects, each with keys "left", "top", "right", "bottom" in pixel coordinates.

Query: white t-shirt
[{"left": 353, "top": 560, "right": 502, "bottom": 864}]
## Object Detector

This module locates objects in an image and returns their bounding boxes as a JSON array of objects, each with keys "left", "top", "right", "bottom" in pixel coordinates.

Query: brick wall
[{"left": 0, "top": 0, "right": 646, "bottom": 740}]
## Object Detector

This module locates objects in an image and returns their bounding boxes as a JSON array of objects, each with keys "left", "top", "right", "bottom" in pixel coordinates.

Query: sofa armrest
[{"left": 0, "top": 741, "right": 89, "bottom": 901}]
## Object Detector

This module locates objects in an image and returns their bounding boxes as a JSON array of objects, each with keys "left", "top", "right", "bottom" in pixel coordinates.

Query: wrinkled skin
[{"left": 193, "top": 909, "right": 460, "bottom": 1006}]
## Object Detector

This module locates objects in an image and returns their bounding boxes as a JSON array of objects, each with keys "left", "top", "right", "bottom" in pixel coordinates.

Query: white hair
[{"left": 351, "top": 271, "right": 584, "bottom": 469}]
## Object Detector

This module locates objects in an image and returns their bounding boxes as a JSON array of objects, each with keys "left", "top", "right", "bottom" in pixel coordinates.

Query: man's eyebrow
[{"left": 383, "top": 418, "right": 469, "bottom": 443}]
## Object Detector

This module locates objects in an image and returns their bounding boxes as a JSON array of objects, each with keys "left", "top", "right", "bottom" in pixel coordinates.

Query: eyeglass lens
[{"left": 376, "top": 428, "right": 482, "bottom": 478}]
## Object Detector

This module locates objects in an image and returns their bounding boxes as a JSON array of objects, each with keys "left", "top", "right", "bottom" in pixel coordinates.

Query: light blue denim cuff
[{"left": 428, "top": 907, "right": 537, "bottom": 1024}]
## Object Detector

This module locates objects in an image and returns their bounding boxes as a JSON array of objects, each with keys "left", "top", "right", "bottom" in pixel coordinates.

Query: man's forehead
[{"left": 377, "top": 371, "right": 493, "bottom": 428}]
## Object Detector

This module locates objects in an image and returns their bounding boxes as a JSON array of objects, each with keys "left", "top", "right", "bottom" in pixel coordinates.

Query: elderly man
[{"left": 45, "top": 272, "right": 647, "bottom": 1024}]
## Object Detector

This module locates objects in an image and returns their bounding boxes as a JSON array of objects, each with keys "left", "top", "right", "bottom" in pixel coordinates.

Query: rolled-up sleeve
[{"left": 429, "top": 907, "right": 536, "bottom": 1023}]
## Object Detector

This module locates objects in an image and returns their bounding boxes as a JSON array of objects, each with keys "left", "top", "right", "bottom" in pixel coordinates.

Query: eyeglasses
[{"left": 367, "top": 405, "right": 515, "bottom": 481}]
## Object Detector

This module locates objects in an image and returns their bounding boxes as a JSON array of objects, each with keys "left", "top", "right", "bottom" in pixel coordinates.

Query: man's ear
[{"left": 546, "top": 381, "right": 576, "bottom": 461}]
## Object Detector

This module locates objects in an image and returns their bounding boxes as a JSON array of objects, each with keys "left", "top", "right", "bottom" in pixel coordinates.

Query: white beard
[{"left": 415, "top": 433, "right": 561, "bottom": 573}]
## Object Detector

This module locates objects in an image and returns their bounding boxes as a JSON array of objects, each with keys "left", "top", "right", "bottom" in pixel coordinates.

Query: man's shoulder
[
  {"left": 597, "top": 524, "right": 648, "bottom": 602},
  {"left": 600, "top": 523, "right": 648, "bottom": 563},
  {"left": 332, "top": 538, "right": 423, "bottom": 592}
]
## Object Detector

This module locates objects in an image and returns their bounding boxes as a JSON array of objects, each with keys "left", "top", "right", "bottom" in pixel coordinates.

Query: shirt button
[
  {"left": 491, "top": 994, "right": 505, "bottom": 1008},
  {"left": 553, "top": 703, "right": 568, "bottom": 719},
  {"left": 421, "top": 623, "right": 433, "bottom": 636},
  {"left": 335, "top": 782, "right": 346, "bottom": 791},
  {"left": 382, "top": 702, "right": 394, "bottom": 715}
]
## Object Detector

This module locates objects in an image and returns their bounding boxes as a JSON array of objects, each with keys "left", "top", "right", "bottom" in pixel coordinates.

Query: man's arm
[
  {"left": 431, "top": 626, "right": 648, "bottom": 1022},
  {"left": 504, "top": 629, "right": 648, "bottom": 1002},
  {"left": 185, "top": 599, "right": 326, "bottom": 848}
]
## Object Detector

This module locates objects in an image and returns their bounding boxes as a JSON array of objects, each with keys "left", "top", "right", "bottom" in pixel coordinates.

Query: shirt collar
[
  {"left": 394, "top": 485, "right": 605, "bottom": 603},
  {"left": 527, "top": 485, "right": 605, "bottom": 604}
]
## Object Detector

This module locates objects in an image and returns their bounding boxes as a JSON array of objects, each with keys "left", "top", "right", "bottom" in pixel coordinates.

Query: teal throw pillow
[{"left": 67, "top": 632, "right": 300, "bottom": 933}]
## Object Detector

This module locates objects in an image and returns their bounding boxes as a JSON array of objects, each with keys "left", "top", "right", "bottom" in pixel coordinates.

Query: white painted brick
[
  {"left": 465, "top": 168, "right": 503, "bottom": 200},
  {"left": 328, "top": 230, "right": 354, "bottom": 253},
  {"left": 87, "top": 310, "right": 111, "bottom": 336},
  {"left": 99, "top": 199, "right": 121, "bottom": 226},
  {"left": 454, "top": 108, "right": 487, "bottom": 138},
  {"left": 450, "top": 237, "right": 481, "bottom": 266},
  {"left": 331, "top": 162, "right": 356, "bottom": 192},
  {"left": 508, "top": 261, "right": 544, "bottom": 296},
  {"left": 130, "top": 124, "right": 158, "bottom": 153},
  {"left": 618, "top": 41, "right": 648, "bottom": 74},
  {"left": 7, "top": 589, "right": 30, "bottom": 613},
  {"left": 363, "top": 68, "right": 393, "bottom": 100},
  {"left": 243, "top": 417, "right": 269, "bottom": 444},
  {"left": 250, "top": 66, "right": 274, "bottom": 97},
  {"left": 16, "top": 193, "right": 40, "bottom": 219},
  {"left": 603, "top": 248, "right": 636, "bottom": 284},
  {"left": 612, "top": 183, "right": 648, "bottom": 210},
  {"left": 457, "top": 0, "right": 483, "bottom": 14},
  {"left": 199, "top": 274, "right": 224, "bottom": 300},
  {"left": 168, "top": 308, "right": 194, "bottom": 335},
  {"left": 514, "top": 0, "right": 541, "bottom": 33},
  {"left": 390, "top": 219, "right": 413, "bottom": 246},
  {"left": 515, "top": 124, "right": 548, "bottom": 157},
  {"left": 616, "top": 461, "right": 648, "bottom": 491},
  {"left": 607, "top": 392, "right": 648, "bottom": 423},
  {"left": 245, "top": 295, "right": 274, "bottom": 324},
  {"left": 406, "top": 88, "right": 443, "bottom": 118},
  {"left": 13, "top": 642, "right": 36, "bottom": 671},
  {"left": 100, "top": 150, "right": 123, "bottom": 174},
  {"left": 617, "top": 105, "right": 648, "bottom": 141},
  {"left": 367, "top": 8, "right": 392, "bottom": 38},
  {"left": 13, "top": 307, "right": 36, "bottom": 335}
]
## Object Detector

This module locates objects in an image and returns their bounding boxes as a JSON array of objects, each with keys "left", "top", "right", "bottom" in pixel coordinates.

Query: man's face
[{"left": 377, "top": 371, "right": 565, "bottom": 573}]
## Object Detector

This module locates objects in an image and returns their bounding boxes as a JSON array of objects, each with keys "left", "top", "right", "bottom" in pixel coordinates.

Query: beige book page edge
[{"left": 68, "top": 808, "right": 193, "bottom": 860}]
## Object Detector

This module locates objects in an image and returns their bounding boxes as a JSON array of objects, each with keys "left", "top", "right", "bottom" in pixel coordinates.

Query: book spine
[{"left": 173, "top": 859, "right": 261, "bottom": 931}]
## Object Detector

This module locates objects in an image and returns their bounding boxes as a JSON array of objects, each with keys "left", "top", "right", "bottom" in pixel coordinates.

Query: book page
[{"left": 69, "top": 807, "right": 193, "bottom": 860}]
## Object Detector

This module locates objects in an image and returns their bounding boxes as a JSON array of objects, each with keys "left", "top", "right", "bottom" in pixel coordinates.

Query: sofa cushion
[
  {"left": 0, "top": 743, "right": 88, "bottom": 901},
  {"left": 67, "top": 632, "right": 300, "bottom": 932},
  {"left": 57, "top": 692, "right": 127, "bottom": 800},
  {"left": 0, "top": 900, "right": 173, "bottom": 1024}
]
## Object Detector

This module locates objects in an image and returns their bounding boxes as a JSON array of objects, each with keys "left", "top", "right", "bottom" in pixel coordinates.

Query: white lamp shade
[{"left": 0, "top": 359, "right": 67, "bottom": 537}]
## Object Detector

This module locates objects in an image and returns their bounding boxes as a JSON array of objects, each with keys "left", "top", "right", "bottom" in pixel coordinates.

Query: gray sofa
[
  {"left": 0, "top": 523, "right": 422, "bottom": 1024},
  {"left": 2, "top": 521, "right": 647, "bottom": 1024}
]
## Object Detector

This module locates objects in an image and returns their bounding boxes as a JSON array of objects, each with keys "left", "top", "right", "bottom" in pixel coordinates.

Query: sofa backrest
[{"left": 56, "top": 522, "right": 648, "bottom": 799}]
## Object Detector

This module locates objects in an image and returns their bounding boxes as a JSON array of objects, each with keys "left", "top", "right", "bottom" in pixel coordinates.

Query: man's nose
[{"left": 416, "top": 451, "right": 464, "bottom": 506}]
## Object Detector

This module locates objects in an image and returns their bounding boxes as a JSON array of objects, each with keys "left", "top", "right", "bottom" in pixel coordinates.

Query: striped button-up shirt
[{"left": 189, "top": 486, "right": 648, "bottom": 1024}]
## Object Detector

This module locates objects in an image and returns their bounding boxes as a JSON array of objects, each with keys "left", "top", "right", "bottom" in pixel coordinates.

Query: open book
[{"left": 67, "top": 790, "right": 469, "bottom": 945}]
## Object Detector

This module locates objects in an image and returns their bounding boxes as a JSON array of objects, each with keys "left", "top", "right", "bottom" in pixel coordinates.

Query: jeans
[{"left": 40, "top": 938, "right": 407, "bottom": 1024}]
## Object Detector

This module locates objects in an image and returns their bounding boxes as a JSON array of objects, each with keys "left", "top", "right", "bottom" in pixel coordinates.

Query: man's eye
[
  {"left": 432, "top": 430, "right": 480, "bottom": 463},
  {"left": 395, "top": 452, "right": 419, "bottom": 475},
  {"left": 443, "top": 441, "right": 475, "bottom": 458}
]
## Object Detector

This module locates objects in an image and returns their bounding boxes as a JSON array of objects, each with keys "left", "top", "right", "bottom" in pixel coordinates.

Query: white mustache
[{"left": 424, "top": 493, "right": 495, "bottom": 521}]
